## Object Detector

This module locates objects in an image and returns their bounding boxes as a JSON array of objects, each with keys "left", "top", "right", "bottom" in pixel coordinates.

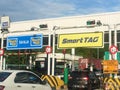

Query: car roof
[
  {"left": 0, "top": 70, "right": 31, "bottom": 73},
  {"left": 71, "top": 70, "right": 88, "bottom": 73}
]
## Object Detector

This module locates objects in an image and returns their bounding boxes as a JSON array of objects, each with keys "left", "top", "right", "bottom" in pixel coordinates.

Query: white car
[{"left": 0, "top": 70, "right": 52, "bottom": 90}]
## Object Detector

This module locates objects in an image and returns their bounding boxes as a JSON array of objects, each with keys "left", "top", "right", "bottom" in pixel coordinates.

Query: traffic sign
[
  {"left": 103, "top": 60, "right": 118, "bottom": 73},
  {"left": 45, "top": 46, "right": 52, "bottom": 54},
  {"left": 109, "top": 45, "right": 118, "bottom": 54},
  {"left": 62, "top": 49, "right": 66, "bottom": 54},
  {"left": 6, "top": 34, "right": 43, "bottom": 50},
  {"left": 1, "top": 16, "right": 10, "bottom": 29},
  {"left": 0, "top": 49, "right": 4, "bottom": 56}
]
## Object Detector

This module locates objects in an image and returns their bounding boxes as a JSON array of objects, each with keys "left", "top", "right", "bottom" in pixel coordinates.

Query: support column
[
  {"left": 3, "top": 57, "right": 5, "bottom": 70},
  {"left": 0, "top": 34, "right": 4, "bottom": 70},
  {"left": 52, "top": 27, "right": 56, "bottom": 75},
  {"left": 29, "top": 56, "right": 32, "bottom": 69},
  {"left": 114, "top": 24, "right": 118, "bottom": 78},
  {"left": 71, "top": 48, "right": 75, "bottom": 71},
  {"left": 47, "top": 29, "right": 51, "bottom": 75}
]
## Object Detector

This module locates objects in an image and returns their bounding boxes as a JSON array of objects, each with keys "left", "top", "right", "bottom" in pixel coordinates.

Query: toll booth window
[
  {"left": 40, "top": 62, "right": 45, "bottom": 68},
  {"left": 55, "top": 62, "right": 64, "bottom": 75},
  {"left": 104, "top": 32, "right": 109, "bottom": 43},
  {"left": 43, "top": 36, "right": 48, "bottom": 45},
  {"left": 35, "top": 61, "right": 45, "bottom": 69},
  {"left": 118, "top": 43, "right": 120, "bottom": 50},
  {"left": 117, "top": 30, "right": 120, "bottom": 42}
]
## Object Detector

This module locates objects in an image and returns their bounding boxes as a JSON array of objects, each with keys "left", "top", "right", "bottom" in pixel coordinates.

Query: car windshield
[{"left": 0, "top": 72, "right": 11, "bottom": 82}]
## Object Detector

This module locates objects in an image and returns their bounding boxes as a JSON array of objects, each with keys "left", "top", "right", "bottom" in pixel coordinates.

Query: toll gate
[{"left": 1, "top": 12, "right": 120, "bottom": 89}]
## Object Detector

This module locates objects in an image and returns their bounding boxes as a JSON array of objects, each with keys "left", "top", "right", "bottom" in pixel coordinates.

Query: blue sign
[
  {"left": 2, "top": 22, "right": 8, "bottom": 28},
  {"left": 6, "top": 34, "right": 43, "bottom": 50}
]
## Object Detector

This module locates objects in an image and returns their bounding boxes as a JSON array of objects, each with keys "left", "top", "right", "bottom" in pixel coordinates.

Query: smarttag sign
[
  {"left": 6, "top": 34, "right": 43, "bottom": 50},
  {"left": 58, "top": 32, "right": 103, "bottom": 48}
]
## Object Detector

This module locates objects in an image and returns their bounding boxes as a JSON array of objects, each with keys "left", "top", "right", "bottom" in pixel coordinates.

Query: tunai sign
[
  {"left": 58, "top": 32, "right": 103, "bottom": 48},
  {"left": 6, "top": 34, "right": 43, "bottom": 50}
]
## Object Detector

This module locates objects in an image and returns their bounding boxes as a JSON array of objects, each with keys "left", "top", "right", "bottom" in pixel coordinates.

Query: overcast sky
[{"left": 0, "top": 0, "right": 120, "bottom": 22}]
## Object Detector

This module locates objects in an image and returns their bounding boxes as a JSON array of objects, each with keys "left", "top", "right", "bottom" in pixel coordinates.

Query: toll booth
[{"left": 34, "top": 57, "right": 57, "bottom": 75}]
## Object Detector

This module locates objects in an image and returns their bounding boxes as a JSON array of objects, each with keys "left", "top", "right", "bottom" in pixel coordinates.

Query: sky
[{"left": 0, "top": 0, "right": 120, "bottom": 22}]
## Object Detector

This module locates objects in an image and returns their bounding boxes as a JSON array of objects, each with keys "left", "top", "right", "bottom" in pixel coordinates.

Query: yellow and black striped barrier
[
  {"left": 103, "top": 77, "right": 120, "bottom": 90},
  {"left": 41, "top": 75, "right": 65, "bottom": 90}
]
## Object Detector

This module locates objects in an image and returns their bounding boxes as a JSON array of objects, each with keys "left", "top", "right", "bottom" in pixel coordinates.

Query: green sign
[
  {"left": 104, "top": 51, "right": 120, "bottom": 63},
  {"left": 104, "top": 51, "right": 109, "bottom": 60},
  {"left": 117, "top": 52, "right": 120, "bottom": 63}
]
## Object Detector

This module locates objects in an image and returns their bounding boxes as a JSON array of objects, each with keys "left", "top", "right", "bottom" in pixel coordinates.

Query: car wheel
[
  {"left": 68, "top": 88, "right": 78, "bottom": 90},
  {"left": 88, "top": 84, "right": 92, "bottom": 90},
  {"left": 68, "top": 87, "right": 73, "bottom": 90}
]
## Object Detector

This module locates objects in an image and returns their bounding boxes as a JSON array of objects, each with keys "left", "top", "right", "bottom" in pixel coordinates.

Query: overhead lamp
[
  {"left": 87, "top": 20, "right": 95, "bottom": 25},
  {"left": 96, "top": 20, "right": 102, "bottom": 26},
  {"left": 30, "top": 27, "right": 39, "bottom": 31},
  {"left": 1, "top": 28, "right": 9, "bottom": 34},
  {"left": 86, "top": 20, "right": 102, "bottom": 27},
  {"left": 39, "top": 24, "right": 48, "bottom": 28}
]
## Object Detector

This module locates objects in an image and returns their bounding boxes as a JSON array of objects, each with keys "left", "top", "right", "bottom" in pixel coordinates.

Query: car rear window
[
  {"left": 0, "top": 72, "right": 11, "bottom": 82},
  {"left": 70, "top": 71, "right": 88, "bottom": 77}
]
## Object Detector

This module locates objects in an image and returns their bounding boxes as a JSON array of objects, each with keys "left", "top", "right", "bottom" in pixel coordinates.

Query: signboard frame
[{"left": 58, "top": 32, "right": 104, "bottom": 49}]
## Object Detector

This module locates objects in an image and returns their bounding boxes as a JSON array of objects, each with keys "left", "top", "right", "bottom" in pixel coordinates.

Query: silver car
[{"left": 0, "top": 70, "right": 52, "bottom": 90}]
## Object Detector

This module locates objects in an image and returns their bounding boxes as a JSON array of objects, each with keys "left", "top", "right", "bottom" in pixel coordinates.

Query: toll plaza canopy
[
  {"left": 1, "top": 11, "right": 120, "bottom": 37},
  {"left": 1, "top": 11, "right": 120, "bottom": 75}
]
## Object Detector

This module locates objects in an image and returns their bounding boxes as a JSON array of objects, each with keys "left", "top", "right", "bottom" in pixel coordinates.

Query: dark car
[{"left": 68, "top": 70, "right": 100, "bottom": 90}]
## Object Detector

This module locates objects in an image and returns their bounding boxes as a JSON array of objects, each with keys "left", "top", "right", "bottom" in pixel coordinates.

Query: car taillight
[
  {"left": 83, "top": 77, "right": 88, "bottom": 80},
  {"left": 0, "top": 85, "right": 5, "bottom": 90},
  {"left": 68, "top": 76, "right": 72, "bottom": 80}
]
